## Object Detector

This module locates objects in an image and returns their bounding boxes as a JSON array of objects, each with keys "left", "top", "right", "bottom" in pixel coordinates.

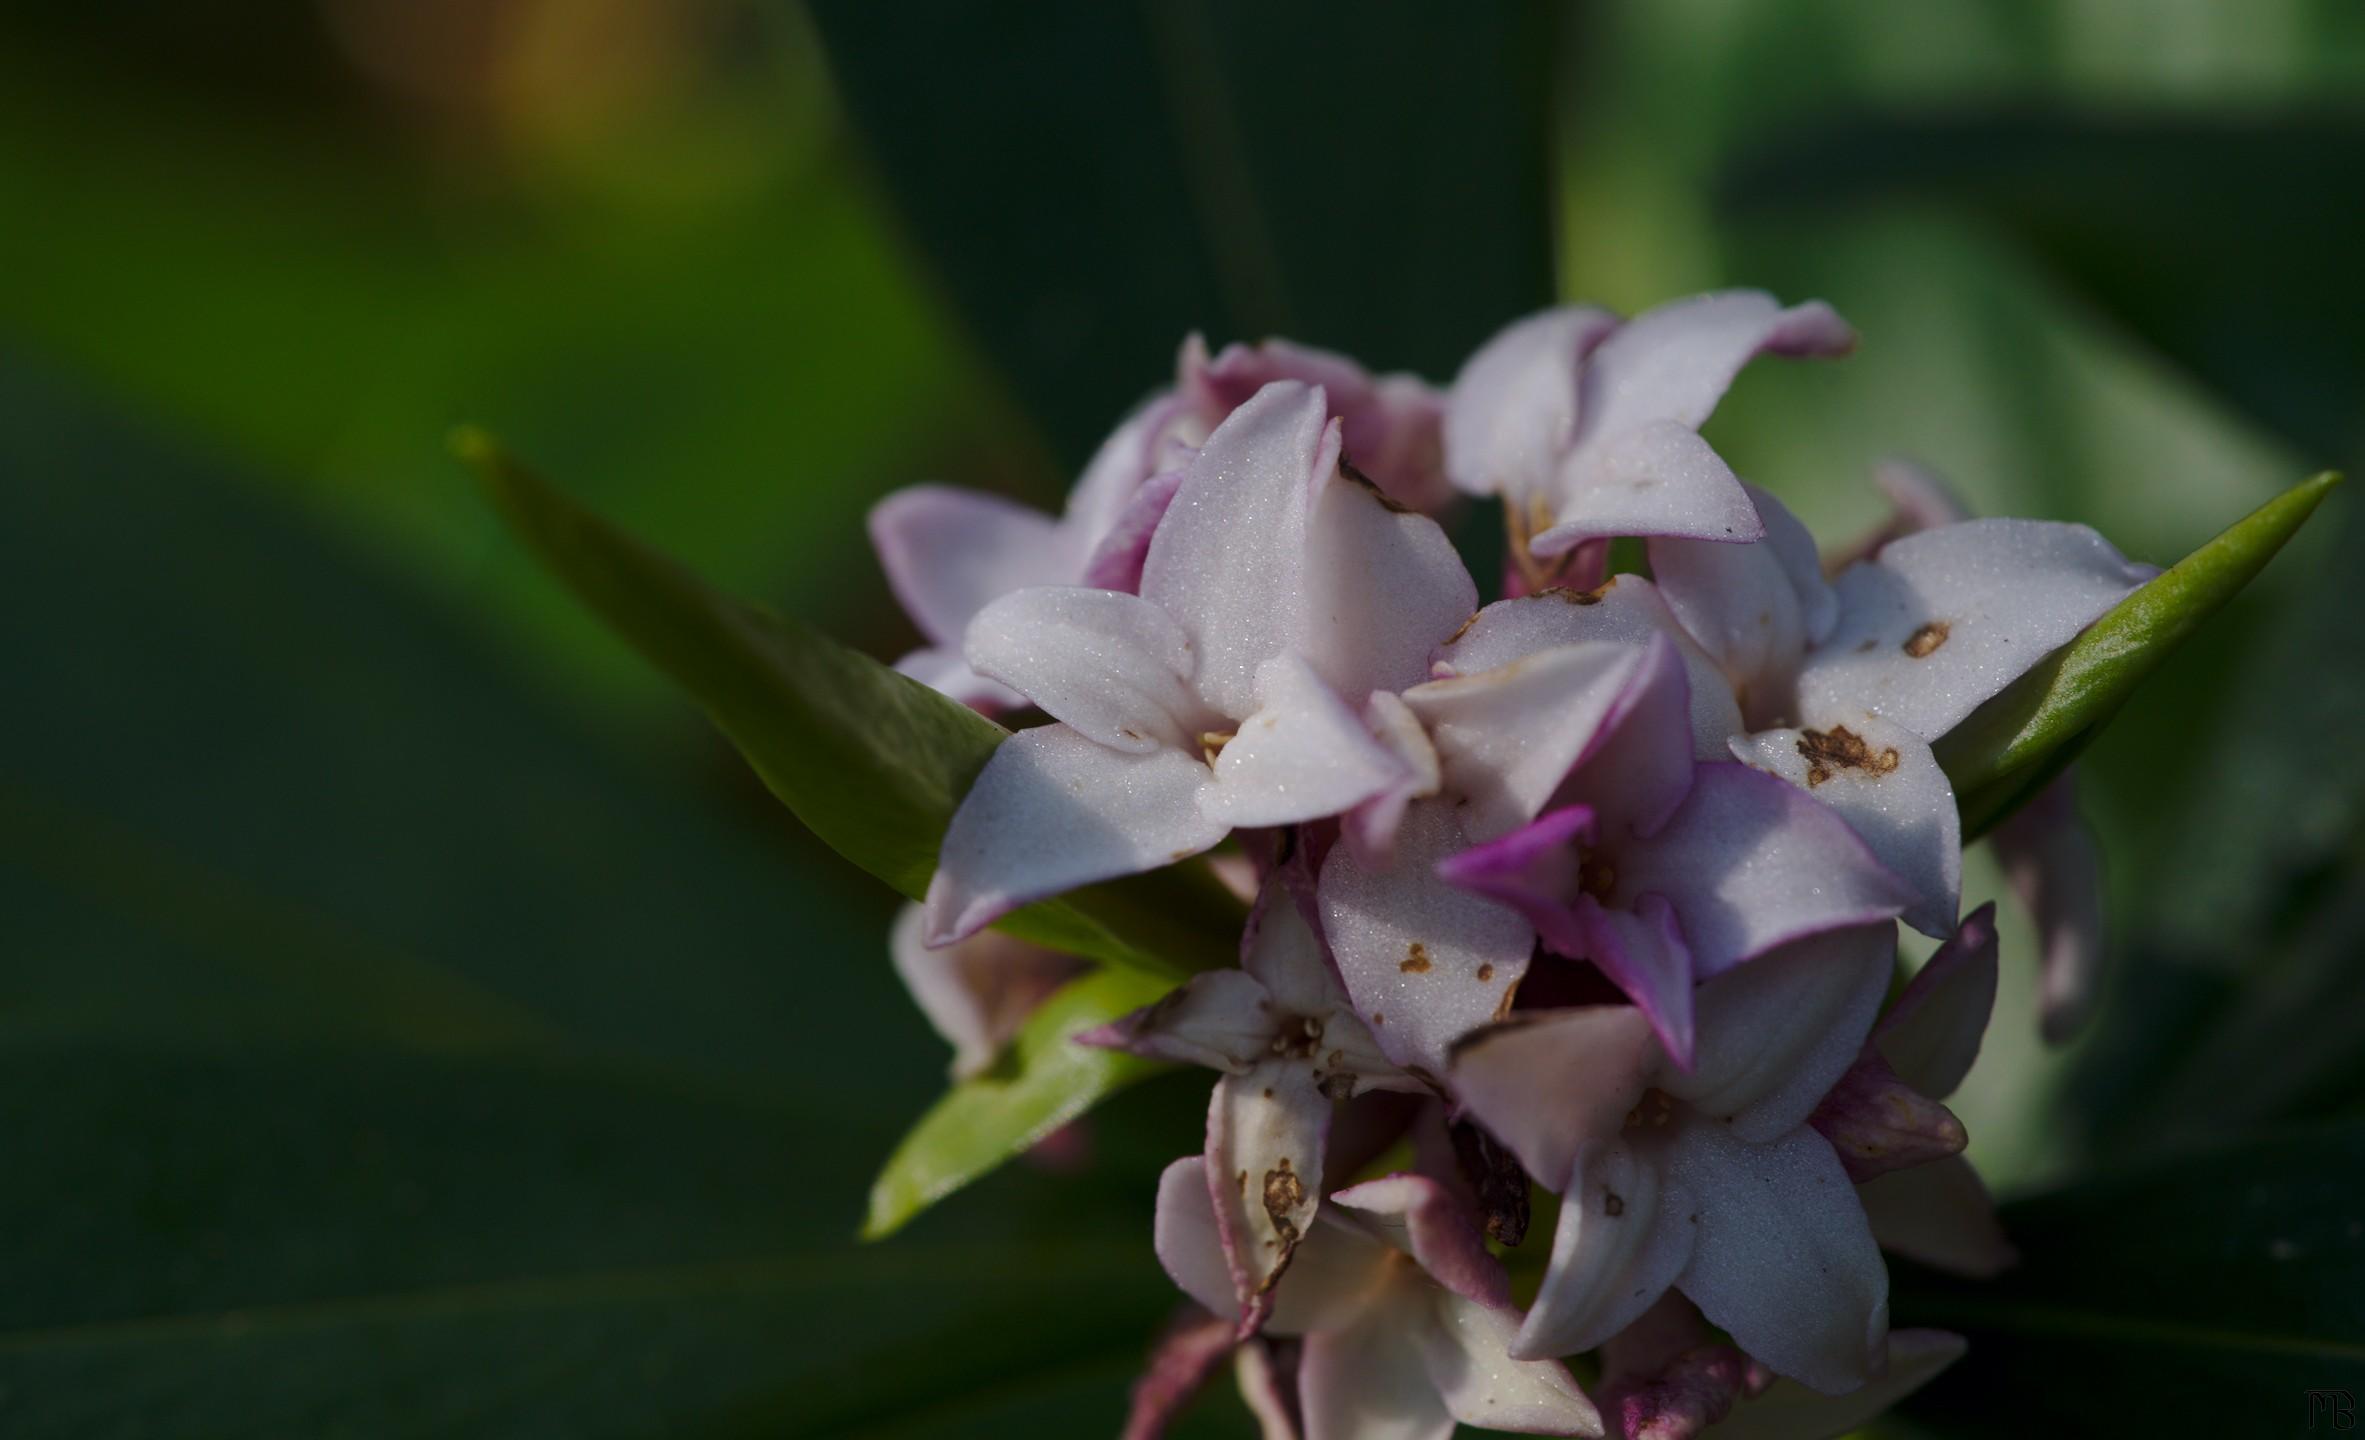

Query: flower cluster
[{"left": 872, "top": 293, "right": 2150, "bottom": 1439}]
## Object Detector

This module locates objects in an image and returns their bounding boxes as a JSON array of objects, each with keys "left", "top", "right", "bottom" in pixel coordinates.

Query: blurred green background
[{"left": 2, "top": 1, "right": 2360, "bottom": 1434}]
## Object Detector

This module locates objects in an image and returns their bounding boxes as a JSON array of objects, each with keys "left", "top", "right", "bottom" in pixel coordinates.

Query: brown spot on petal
[
  {"left": 1537, "top": 577, "right": 1616, "bottom": 607},
  {"left": 1263, "top": 1160, "right": 1308, "bottom": 1247},
  {"left": 1476, "top": 963, "right": 1495, "bottom": 983},
  {"left": 1797, "top": 726, "right": 1902, "bottom": 787},
  {"left": 1400, "top": 942, "right": 1433, "bottom": 974},
  {"left": 1903, "top": 620, "right": 1951, "bottom": 658}
]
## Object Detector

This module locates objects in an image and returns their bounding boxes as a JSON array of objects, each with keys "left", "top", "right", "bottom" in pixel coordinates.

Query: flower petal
[
  {"left": 1342, "top": 689, "right": 1442, "bottom": 868},
  {"left": 1159, "top": 1156, "right": 1381, "bottom": 1339},
  {"left": 1157, "top": 1156, "right": 1250, "bottom": 1319},
  {"left": 1192, "top": 336, "right": 1451, "bottom": 512},
  {"left": 1994, "top": 774, "right": 2108, "bottom": 1044},
  {"left": 1433, "top": 578, "right": 1744, "bottom": 758},
  {"left": 1081, "top": 466, "right": 1187, "bottom": 593},
  {"left": 1444, "top": 305, "right": 1620, "bottom": 502},
  {"left": 1801, "top": 518, "right": 2153, "bottom": 740},
  {"left": 1669, "top": 1124, "right": 1886, "bottom": 1395},
  {"left": 1233, "top": 1340, "right": 1301, "bottom": 1440},
  {"left": 1141, "top": 382, "right": 1332, "bottom": 719},
  {"left": 1806, "top": 1050, "right": 1968, "bottom": 1182},
  {"left": 1075, "top": 966, "right": 1275, "bottom": 1072},
  {"left": 1448, "top": 1007, "right": 1657, "bottom": 1190},
  {"left": 1569, "top": 292, "right": 1854, "bottom": 460},
  {"left": 892, "top": 646, "right": 1026, "bottom": 711},
  {"left": 1516, "top": 1136, "right": 1699, "bottom": 1361},
  {"left": 889, "top": 903, "right": 1084, "bottom": 1079},
  {"left": 1616, "top": 764, "right": 1911, "bottom": 979},
  {"left": 1419, "top": 1294, "right": 1605, "bottom": 1436},
  {"left": 1300, "top": 1310, "right": 1457, "bottom": 1440},
  {"left": 1210, "top": 1062, "right": 1333, "bottom": 1309},
  {"left": 964, "top": 586, "right": 1202, "bottom": 752},
  {"left": 1319, "top": 800, "right": 1535, "bottom": 1073},
  {"left": 1857, "top": 1156, "right": 2016, "bottom": 1279},
  {"left": 1122, "top": 1305, "right": 1238, "bottom": 1440},
  {"left": 1207, "top": 654, "right": 1410, "bottom": 828},
  {"left": 1403, "top": 640, "right": 1658, "bottom": 842},
  {"left": 1729, "top": 716, "right": 1960, "bottom": 938},
  {"left": 1433, "top": 804, "right": 1593, "bottom": 958},
  {"left": 1875, "top": 902, "right": 1999, "bottom": 1099},
  {"left": 1067, "top": 392, "right": 1186, "bottom": 543},
  {"left": 1668, "top": 925, "right": 1896, "bottom": 1142},
  {"left": 870, "top": 484, "right": 1079, "bottom": 646},
  {"left": 1565, "top": 634, "right": 1699, "bottom": 840},
  {"left": 1578, "top": 893, "right": 1700, "bottom": 1068},
  {"left": 924, "top": 724, "right": 1228, "bottom": 943},
  {"left": 1651, "top": 486, "right": 1836, "bottom": 716},
  {"left": 1700, "top": 1330, "right": 1966, "bottom": 1439},
  {"left": 1299, "top": 449, "right": 1479, "bottom": 702},
  {"left": 1328, "top": 1172, "right": 1510, "bottom": 1307},
  {"left": 1535, "top": 420, "right": 1766, "bottom": 555}
]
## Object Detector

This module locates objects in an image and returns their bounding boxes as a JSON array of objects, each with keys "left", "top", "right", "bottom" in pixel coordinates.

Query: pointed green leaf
[
  {"left": 864, "top": 966, "right": 1174, "bottom": 1241},
  {"left": 1939, "top": 471, "right": 2342, "bottom": 838},
  {"left": 457, "top": 430, "right": 1244, "bottom": 979}
]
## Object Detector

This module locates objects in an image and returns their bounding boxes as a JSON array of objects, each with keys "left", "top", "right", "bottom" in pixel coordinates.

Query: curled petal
[
  {"left": 1801, "top": 518, "right": 2153, "bottom": 740},
  {"left": 1730, "top": 715, "right": 1961, "bottom": 938},
  {"left": 1433, "top": 578, "right": 1744, "bottom": 757},
  {"left": 1534, "top": 421, "right": 1765, "bottom": 555},
  {"left": 1616, "top": 763, "right": 1912, "bottom": 980},
  {"left": 964, "top": 586, "right": 1201, "bottom": 752},
  {"left": 1082, "top": 467, "right": 1187, "bottom": 592},
  {"left": 1702, "top": 1330, "right": 1966, "bottom": 1438},
  {"left": 888, "top": 904, "right": 1084, "bottom": 1079},
  {"left": 924, "top": 725, "right": 1227, "bottom": 944},
  {"left": 1670, "top": 925, "right": 1895, "bottom": 1142},
  {"left": 1669, "top": 1124, "right": 1886, "bottom": 1396},
  {"left": 1076, "top": 967, "right": 1276, "bottom": 1073},
  {"left": 1444, "top": 305, "right": 1620, "bottom": 502},
  {"left": 1577, "top": 894, "right": 1700, "bottom": 1068},
  {"left": 1210, "top": 1063, "right": 1333, "bottom": 1313},
  {"left": 1806, "top": 1049, "right": 1969, "bottom": 1182},
  {"left": 1207, "top": 654, "right": 1410, "bottom": 828},
  {"left": 869, "top": 484, "right": 1077, "bottom": 647},
  {"left": 1404, "top": 640, "right": 1660, "bottom": 843},
  {"left": 1418, "top": 1294, "right": 1604, "bottom": 1436},
  {"left": 1569, "top": 292, "right": 1855, "bottom": 462},
  {"left": 1517, "top": 1137, "right": 1698, "bottom": 1361},
  {"left": 1320, "top": 800, "right": 1535, "bottom": 1073},
  {"left": 1449, "top": 1006, "right": 1657, "bottom": 1190},
  {"left": 1876, "top": 902, "right": 1999, "bottom": 1099},
  {"left": 1328, "top": 1171, "right": 1509, "bottom": 1307},
  {"left": 1859, "top": 1155, "right": 2017, "bottom": 1279}
]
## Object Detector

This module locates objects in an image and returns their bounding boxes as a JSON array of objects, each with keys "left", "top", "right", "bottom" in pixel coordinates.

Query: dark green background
[{"left": 2, "top": 1, "right": 2360, "bottom": 1434}]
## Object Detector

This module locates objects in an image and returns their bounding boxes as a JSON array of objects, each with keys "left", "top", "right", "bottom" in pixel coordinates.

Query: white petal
[
  {"left": 1087, "top": 967, "right": 1276, "bottom": 1072},
  {"left": 1536, "top": 420, "right": 1766, "bottom": 554},
  {"left": 1701, "top": 1330, "right": 1966, "bottom": 1439},
  {"left": 1299, "top": 454, "right": 1479, "bottom": 701},
  {"left": 1670, "top": 926, "right": 1896, "bottom": 1140},
  {"left": 1449, "top": 1007, "right": 1657, "bottom": 1194},
  {"left": 1155, "top": 1156, "right": 1250, "bottom": 1318},
  {"left": 1343, "top": 689, "right": 1442, "bottom": 866},
  {"left": 1731, "top": 715, "right": 1961, "bottom": 938},
  {"left": 1434, "top": 578, "right": 1744, "bottom": 757},
  {"left": 1516, "top": 1136, "right": 1698, "bottom": 1360},
  {"left": 1158, "top": 1156, "right": 1384, "bottom": 1340},
  {"left": 892, "top": 646, "right": 1026, "bottom": 712},
  {"left": 924, "top": 725, "right": 1227, "bottom": 943},
  {"left": 964, "top": 586, "right": 1201, "bottom": 752},
  {"left": 1403, "top": 640, "right": 1653, "bottom": 842},
  {"left": 1651, "top": 485, "right": 1836, "bottom": 715},
  {"left": 1301, "top": 1308, "right": 1457, "bottom": 1440},
  {"left": 1209, "top": 1063, "right": 1332, "bottom": 1304},
  {"left": 1443, "top": 304, "right": 1620, "bottom": 502},
  {"left": 1858, "top": 1155, "right": 2016, "bottom": 1279},
  {"left": 888, "top": 904, "right": 1081, "bottom": 1079},
  {"left": 1670, "top": 1124, "right": 1887, "bottom": 1396},
  {"left": 1141, "top": 382, "right": 1331, "bottom": 720},
  {"left": 1318, "top": 800, "right": 1534, "bottom": 1073},
  {"left": 868, "top": 484, "right": 1078, "bottom": 646},
  {"left": 1571, "top": 291, "right": 1854, "bottom": 453},
  {"left": 1419, "top": 1294, "right": 1604, "bottom": 1436},
  {"left": 1801, "top": 518, "right": 2151, "bottom": 740},
  {"left": 1207, "top": 654, "right": 1409, "bottom": 827},
  {"left": 1876, "top": 904, "right": 1999, "bottom": 1099}
]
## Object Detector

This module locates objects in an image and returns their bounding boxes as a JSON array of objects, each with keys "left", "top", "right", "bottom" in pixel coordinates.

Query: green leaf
[
  {"left": 865, "top": 967, "right": 1175, "bottom": 1242},
  {"left": 458, "top": 430, "right": 1244, "bottom": 980},
  {"left": 1938, "top": 471, "right": 2343, "bottom": 838},
  {"left": 806, "top": 0, "right": 1557, "bottom": 470},
  {"left": 1895, "top": 1123, "right": 2365, "bottom": 1435}
]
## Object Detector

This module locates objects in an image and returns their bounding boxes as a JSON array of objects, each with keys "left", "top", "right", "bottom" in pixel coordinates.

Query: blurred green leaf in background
[{"left": 3, "top": 1, "right": 2362, "bottom": 1435}]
